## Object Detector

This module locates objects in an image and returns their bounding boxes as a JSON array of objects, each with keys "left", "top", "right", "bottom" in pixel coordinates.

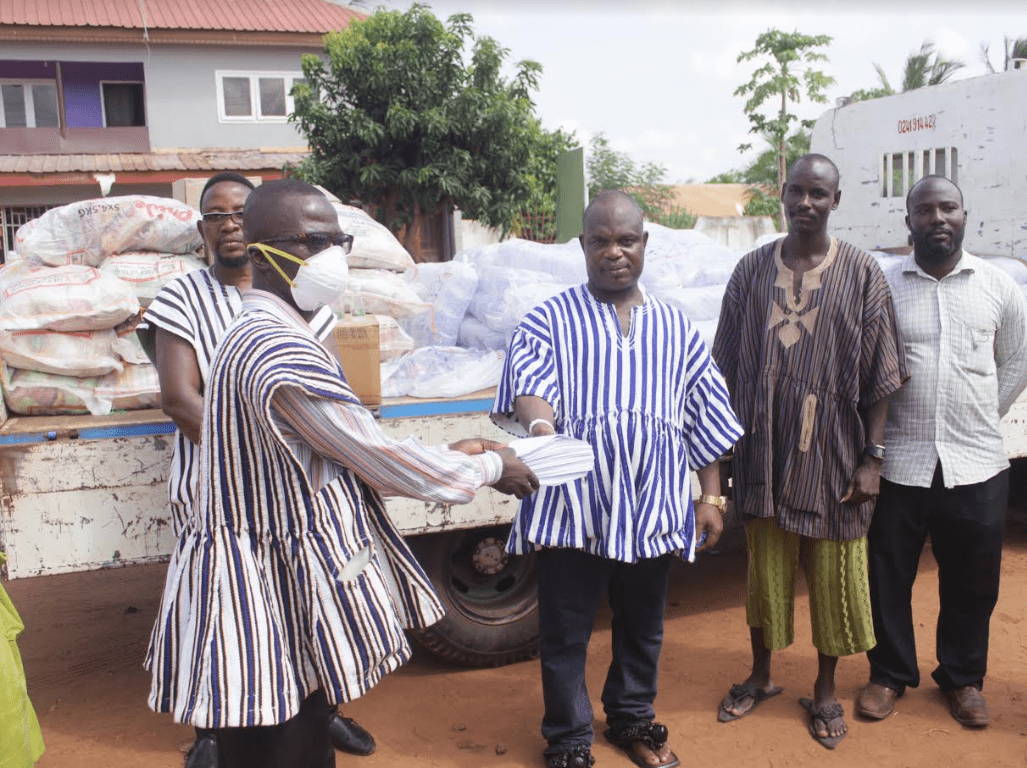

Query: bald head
[
  {"left": 906, "top": 175, "right": 963, "bottom": 213},
  {"left": 787, "top": 153, "right": 840, "bottom": 192},
  {"left": 583, "top": 191, "right": 644, "bottom": 233},
  {"left": 243, "top": 178, "right": 325, "bottom": 244}
]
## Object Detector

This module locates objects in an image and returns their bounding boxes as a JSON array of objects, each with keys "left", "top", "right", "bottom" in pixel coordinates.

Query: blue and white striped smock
[{"left": 492, "top": 284, "right": 743, "bottom": 563}]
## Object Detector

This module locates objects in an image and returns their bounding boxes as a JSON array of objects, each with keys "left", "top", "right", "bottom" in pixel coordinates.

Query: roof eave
[{"left": 0, "top": 26, "right": 333, "bottom": 48}]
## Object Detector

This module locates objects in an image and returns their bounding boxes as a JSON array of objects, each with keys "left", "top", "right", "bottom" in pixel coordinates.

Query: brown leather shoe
[
  {"left": 856, "top": 682, "right": 901, "bottom": 720},
  {"left": 945, "top": 686, "right": 990, "bottom": 728}
]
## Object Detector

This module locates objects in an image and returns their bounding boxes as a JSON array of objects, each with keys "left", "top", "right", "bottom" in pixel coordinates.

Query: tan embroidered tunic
[{"left": 713, "top": 238, "right": 908, "bottom": 541}]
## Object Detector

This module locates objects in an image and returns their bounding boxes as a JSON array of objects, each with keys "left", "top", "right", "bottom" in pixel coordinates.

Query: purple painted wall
[
  {"left": 62, "top": 61, "right": 144, "bottom": 128},
  {"left": 0, "top": 60, "right": 56, "bottom": 78}
]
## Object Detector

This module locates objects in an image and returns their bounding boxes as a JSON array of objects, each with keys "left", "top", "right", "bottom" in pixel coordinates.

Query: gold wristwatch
[{"left": 698, "top": 494, "right": 728, "bottom": 512}]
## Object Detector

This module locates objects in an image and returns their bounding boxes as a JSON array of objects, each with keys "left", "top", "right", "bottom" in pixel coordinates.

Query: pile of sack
[{"left": 0, "top": 196, "right": 205, "bottom": 416}]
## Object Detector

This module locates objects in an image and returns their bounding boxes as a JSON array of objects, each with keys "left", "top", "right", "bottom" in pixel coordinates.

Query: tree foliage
[
  {"left": 290, "top": 4, "right": 546, "bottom": 236},
  {"left": 851, "top": 41, "right": 965, "bottom": 101},
  {"left": 981, "top": 36, "right": 1027, "bottom": 73},
  {"left": 734, "top": 29, "right": 834, "bottom": 225},
  {"left": 585, "top": 132, "right": 673, "bottom": 220}
]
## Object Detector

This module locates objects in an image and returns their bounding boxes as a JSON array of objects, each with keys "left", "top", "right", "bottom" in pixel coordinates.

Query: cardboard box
[{"left": 331, "top": 315, "right": 381, "bottom": 407}]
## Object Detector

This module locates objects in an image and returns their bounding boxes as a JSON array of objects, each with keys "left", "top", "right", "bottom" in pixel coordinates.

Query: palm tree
[
  {"left": 981, "top": 37, "right": 1027, "bottom": 72},
  {"left": 850, "top": 41, "right": 965, "bottom": 102}
]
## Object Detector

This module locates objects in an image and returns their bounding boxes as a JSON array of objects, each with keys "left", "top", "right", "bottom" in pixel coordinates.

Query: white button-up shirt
[{"left": 882, "top": 251, "right": 1027, "bottom": 488}]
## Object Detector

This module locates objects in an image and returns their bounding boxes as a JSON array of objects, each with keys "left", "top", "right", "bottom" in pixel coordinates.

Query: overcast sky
[{"left": 404, "top": 0, "right": 1027, "bottom": 183}]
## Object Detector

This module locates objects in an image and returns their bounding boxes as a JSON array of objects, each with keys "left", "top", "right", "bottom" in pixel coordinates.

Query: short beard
[
  {"left": 216, "top": 253, "right": 249, "bottom": 270},
  {"left": 912, "top": 231, "right": 960, "bottom": 265}
]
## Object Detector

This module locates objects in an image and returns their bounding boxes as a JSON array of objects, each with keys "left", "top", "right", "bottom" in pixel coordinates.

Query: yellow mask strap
[{"left": 248, "top": 242, "right": 306, "bottom": 288}]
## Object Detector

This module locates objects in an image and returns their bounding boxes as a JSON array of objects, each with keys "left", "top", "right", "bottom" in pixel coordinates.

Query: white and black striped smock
[
  {"left": 141, "top": 268, "right": 334, "bottom": 534},
  {"left": 492, "top": 284, "right": 743, "bottom": 563},
  {"left": 146, "top": 292, "right": 444, "bottom": 728}
]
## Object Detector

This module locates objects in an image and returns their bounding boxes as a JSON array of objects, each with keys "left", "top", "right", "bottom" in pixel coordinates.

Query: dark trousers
[
  {"left": 537, "top": 548, "right": 671, "bottom": 753},
  {"left": 867, "top": 465, "right": 1008, "bottom": 693},
  {"left": 216, "top": 689, "right": 334, "bottom": 768}
]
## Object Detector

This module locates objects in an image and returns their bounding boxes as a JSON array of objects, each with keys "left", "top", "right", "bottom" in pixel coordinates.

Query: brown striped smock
[{"left": 713, "top": 238, "right": 907, "bottom": 541}]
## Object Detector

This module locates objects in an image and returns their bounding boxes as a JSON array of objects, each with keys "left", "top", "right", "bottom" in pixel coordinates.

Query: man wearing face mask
[
  {"left": 856, "top": 176, "right": 1027, "bottom": 728},
  {"left": 141, "top": 173, "right": 375, "bottom": 766},
  {"left": 146, "top": 179, "right": 539, "bottom": 768}
]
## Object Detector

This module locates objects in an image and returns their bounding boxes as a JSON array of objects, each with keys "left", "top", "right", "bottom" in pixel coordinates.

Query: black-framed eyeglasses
[
  {"left": 202, "top": 211, "right": 245, "bottom": 226},
  {"left": 259, "top": 231, "right": 354, "bottom": 255}
]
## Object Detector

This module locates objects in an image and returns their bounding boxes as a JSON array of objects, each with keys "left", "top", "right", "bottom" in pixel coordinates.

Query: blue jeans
[{"left": 537, "top": 548, "right": 671, "bottom": 753}]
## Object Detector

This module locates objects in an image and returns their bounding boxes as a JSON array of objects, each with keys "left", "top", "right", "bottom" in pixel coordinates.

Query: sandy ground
[{"left": 8, "top": 521, "right": 1027, "bottom": 768}]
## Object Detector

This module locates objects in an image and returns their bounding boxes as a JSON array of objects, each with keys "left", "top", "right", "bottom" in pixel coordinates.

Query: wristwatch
[
  {"left": 863, "top": 444, "right": 886, "bottom": 461},
  {"left": 698, "top": 494, "right": 728, "bottom": 512}
]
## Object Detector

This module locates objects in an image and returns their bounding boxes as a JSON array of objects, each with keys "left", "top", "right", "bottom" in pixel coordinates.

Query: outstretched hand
[
  {"left": 449, "top": 438, "right": 505, "bottom": 456},
  {"left": 492, "top": 446, "right": 540, "bottom": 499},
  {"left": 840, "top": 458, "right": 881, "bottom": 505}
]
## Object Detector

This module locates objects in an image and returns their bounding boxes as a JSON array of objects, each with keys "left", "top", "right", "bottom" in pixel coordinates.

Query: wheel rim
[{"left": 439, "top": 527, "right": 538, "bottom": 626}]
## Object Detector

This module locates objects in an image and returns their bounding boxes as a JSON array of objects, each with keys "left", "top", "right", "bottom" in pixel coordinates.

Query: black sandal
[
  {"left": 604, "top": 722, "right": 680, "bottom": 768},
  {"left": 545, "top": 745, "right": 595, "bottom": 768}
]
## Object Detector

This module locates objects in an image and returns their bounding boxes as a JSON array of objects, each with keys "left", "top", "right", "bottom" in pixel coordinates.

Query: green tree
[
  {"left": 291, "top": 4, "right": 546, "bottom": 248},
  {"left": 981, "top": 36, "right": 1027, "bottom": 72},
  {"left": 851, "top": 41, "right": 965, "bottom": 101},
  {"left": 734, "top": 29, "right": 835, "bottom": 226},
  {"left": 512, "top": 123, "right": 578, "bottom": 241},
  {"left": 586, "top": 132, "right": 673, "bottom": 220}
]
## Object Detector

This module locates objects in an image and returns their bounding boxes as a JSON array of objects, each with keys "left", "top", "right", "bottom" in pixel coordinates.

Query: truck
[
  {"left": 0, "top": 391, "right": 539, "bottom": 668},
  {"left": 808, "top": 66, "right": 1027, "bottom": 460}
]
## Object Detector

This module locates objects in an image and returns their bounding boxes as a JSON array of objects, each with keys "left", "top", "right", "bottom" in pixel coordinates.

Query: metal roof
[
  {"left": 0, "top": 147, "right": 310, "bottom": 175},
  {"left": 0, "top": 0, "right": 363, "bottom": 34}
]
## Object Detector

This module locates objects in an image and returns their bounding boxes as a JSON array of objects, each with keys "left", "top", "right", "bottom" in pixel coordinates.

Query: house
[{"left": 0, "top": 0, "right": 365, "bottom": 261}]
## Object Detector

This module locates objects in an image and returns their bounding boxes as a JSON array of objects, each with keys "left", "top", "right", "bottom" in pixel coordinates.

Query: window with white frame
[
  {"left": 880, "top": 148, "right": 959, "bottom": 198},
  {"left": 216, "top": 71, "right": 305, "bottom": 123},
  {"left": 0, "top": 80, "right": 60, "bottom": 128}
]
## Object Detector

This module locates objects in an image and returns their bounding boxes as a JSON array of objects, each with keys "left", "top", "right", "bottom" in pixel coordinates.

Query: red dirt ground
[{"left": 8, "top": 523, "right": 1027, "bottom": 768}]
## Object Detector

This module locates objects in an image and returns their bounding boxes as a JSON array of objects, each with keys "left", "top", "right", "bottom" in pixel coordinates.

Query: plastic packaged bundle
[
  {"left": 468, "top": 266, "right": 570, "bottom": 335},
  {"left": 374, "top": 315, "right": 416, "bottom": 362},
  {"left": 339, "top": 269, "right": 431, "bottom": 319},
  {"left": 0, "top": 262, "right": 139, "bottom": 332},
  {"left": 381, "top": 346, "right": 505, "bottom": 399},
  {"left": 403, "top": 261, "right": 479, "bottom": 347},
  {"left": 100, "top": 252, "right": 207, "bottom": 305},
  {"left": 14, "top": 196, "right": 202, "bottom": 266},
  {"left": 332, "top": 203, "right": 415, "bottom": 272},
  {"left": 0, "top": 328, "right": 123, "bottom": 377},
  {"left": 652, "top": 284, "right": 727, "bottom": 322},
  {"left": 463, "top": 238, "right": 587, "bottom": 285},
  {"left": 457, "top": 315, "right": 509, "bottom": 351}
]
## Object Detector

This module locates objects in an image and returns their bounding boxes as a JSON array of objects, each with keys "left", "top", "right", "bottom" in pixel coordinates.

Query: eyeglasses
[
  {"left": 202, "top": 211, "right": 245, "bottom": 226},
  {"left": 259, "top": 231, "right": 354, "bottom": 255}
]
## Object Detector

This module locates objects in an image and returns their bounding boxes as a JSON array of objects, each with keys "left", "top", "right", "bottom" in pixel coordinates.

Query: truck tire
[{"left": 408, "top": 526, "right": 539, "bottom": 668}]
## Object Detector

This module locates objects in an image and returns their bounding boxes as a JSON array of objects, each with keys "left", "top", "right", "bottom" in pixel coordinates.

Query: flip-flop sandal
[
  {"left": 604, "top": 722, "right": 680, "bottom": 768},
  {"left": 718, "top": 682, "right": 785, "bottom": 722},
  {"left": 800, "top": 697, "right": 847, "bottom": 750}
]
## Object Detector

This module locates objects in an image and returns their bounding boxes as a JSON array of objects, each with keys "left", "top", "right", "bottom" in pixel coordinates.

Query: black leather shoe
[
  {"left": 184, "top": 734, "right": 218, "bottom": 768},
  {"left": 327, "top": 711, "right": 376, "bottom": 756}
]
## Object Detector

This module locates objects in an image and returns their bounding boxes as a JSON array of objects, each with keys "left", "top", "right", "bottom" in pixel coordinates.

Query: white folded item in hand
[{"left": 507, "top": 434, "right": 596, "bottom": 486}]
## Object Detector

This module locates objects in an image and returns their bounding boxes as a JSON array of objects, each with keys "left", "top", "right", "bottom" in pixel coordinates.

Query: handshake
[{"left": 448, "top": 438, "right": 539, "bottom": 499}]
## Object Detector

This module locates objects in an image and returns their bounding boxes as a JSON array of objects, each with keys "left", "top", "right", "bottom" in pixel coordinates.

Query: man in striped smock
[
  {"left": 493, "top": 191, "right": 743, "bottom": 768},
  {"left": 146, "top": 178, "right": 537, "bottom": 768},
  {"left": 712, "top": 154, "right": 908, "bottom": 748},
  {"left": 141, "top": 173, "right": 371, "bottom": 763}
]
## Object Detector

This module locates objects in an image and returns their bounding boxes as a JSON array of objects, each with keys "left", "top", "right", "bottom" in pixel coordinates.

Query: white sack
[
  {"left": 96, "top": 363, "right": 162, "bottom": 411},
  {"left": 0, "top": 262, "right": 139, "bottom": 332},
  {"left": 469, "top": 266, "right": 569, "bottom": 335},
  {"left": 15, "top": 196, "right": 202, "bottom": 266},
  {"left": 1, "top": 365, "right": 109, "bottom": 416},
  {"left": 381, "top": 346, "right": 504, "bottom": 399},
  {"left": 653, "top": 285, "right": 727, "bottom": 322},
  {"left": 0, "top": 328, "right": 123, "bottom": 377},
  {"left": 403, "top": 261, "right": 479, "bottom": 347},
  {"left": 100, "top": 252, "right": 207, "bottom": 305},
  {"left": 332, "top": 203, "right": 415, "bottom": 272}
]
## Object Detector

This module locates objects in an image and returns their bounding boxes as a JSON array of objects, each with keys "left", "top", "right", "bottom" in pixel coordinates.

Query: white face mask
[{"left": 252, "top": 243, "right": 349, "bottom": 312}]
